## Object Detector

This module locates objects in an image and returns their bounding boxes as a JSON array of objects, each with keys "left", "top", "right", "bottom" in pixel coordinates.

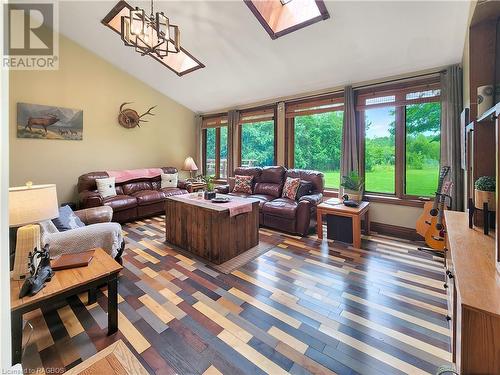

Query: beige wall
[{"left": 10, "top": 34, "right": 196, "bottom": 204}]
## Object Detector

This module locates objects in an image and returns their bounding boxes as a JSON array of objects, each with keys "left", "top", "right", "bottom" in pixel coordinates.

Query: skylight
[
  {"left": 102, "top": 1, "right": 204, "bottom": 76},
  {"left": 244, "top": 0, "right": 329, "bottom": 39}
]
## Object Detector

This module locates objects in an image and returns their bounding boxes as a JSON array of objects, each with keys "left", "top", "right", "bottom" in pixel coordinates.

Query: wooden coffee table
[
  {"left": 10, "top": 248, "right": 122, "bottom": 364},
  {"left": 317, "top": 200, "right": 370, "bottom": 248},
  {"left": 165, "top": 194, "right": 259, "bottom": 264}
]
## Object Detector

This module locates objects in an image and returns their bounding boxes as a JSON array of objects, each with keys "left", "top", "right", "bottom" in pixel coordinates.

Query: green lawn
[{"left": 323, "top": 166, "right": 438, "bottom": 196}]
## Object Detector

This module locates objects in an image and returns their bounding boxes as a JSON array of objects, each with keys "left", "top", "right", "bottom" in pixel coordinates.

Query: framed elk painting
[{"left": 17, "top": 103, "right": 83, "bottom": 140}]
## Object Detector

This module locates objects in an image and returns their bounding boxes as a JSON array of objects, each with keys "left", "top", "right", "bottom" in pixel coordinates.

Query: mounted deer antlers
[{"left": 118, "top": 102, "right": 157, "bottom": 129}]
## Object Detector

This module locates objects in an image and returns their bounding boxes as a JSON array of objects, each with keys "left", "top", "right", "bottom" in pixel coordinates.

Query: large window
[
  {"left": 405, "top": 102, "right": 441, "bottom": 196},
  {"left": 239, "top": 108, "right": 276, "bottom": 167},
  {"left": 202, "top": 115, "right": 228, "bottom": 179},
  {"left": 359, "top": 80, "right": 441, "bottom": 197},
  {"left": 286, "top": 95, "right": 344, "bottom": 189},
  {"left": 364, "top": 107, "right": 396, "bottom": 193}
]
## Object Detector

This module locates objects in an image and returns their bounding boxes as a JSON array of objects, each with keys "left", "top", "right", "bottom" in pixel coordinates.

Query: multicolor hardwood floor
[{"left": 21, "top": 216, "right": 451, "bottom": 374}]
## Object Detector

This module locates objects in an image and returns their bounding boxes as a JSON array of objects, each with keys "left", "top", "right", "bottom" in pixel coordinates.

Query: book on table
[{"left": 51, "top": 250, "right": 94, "bottom": 271}]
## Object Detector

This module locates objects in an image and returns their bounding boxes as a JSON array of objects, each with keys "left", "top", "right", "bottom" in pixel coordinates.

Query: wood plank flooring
[{"left": 20, "top": 215, "right": 451, "bottom": 374}]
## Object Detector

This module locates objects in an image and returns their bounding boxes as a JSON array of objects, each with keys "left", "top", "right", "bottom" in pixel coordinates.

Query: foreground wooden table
[
  {"left": 10, "top": 248, "right": 122, "bottom": 364},
  {"left": 165, "top": 195, "right": 259, "bottom": 264},
  {"left": 317, "top": 200, "right": 370, "bottom": 248}
]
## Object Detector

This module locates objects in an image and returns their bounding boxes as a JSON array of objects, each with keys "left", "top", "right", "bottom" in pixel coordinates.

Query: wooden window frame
[
  {"left": 202, "top": 114, "right": 228, "bottom": 179},
  {"left": 238, "top": 106, "right": 278, "bottom": 167},
  {"left": 285, "top": 94, "right": 344, "bottom": 190},
  {"left": 359, "top": 78, "right": 441, "bottom": 202}
]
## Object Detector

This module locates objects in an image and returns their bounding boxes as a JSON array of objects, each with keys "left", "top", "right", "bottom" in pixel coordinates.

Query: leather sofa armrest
[
  {"left": 79, "top": 190, "right": 103, "bottom": 208},
  {"left": 215, "top": 184, "right": 230, "bottom": 194},
  {"left": 299, "top": 193, "right": 323, "bottom": 206},
  {"left": 74, "top": 206, "right": 113, "bottom": 225},
  {"left": 177, "top": 180, "right": 191, "bottom": 191}
]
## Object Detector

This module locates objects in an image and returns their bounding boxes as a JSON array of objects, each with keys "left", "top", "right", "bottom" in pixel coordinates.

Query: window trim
[
  {"left": 202, "top": 114, "right": 228, "bottom": 179},
  {"left": 285, "top": 94, "right": 345, "bottom": 190},
  {"left": 359, "top": 78, "right": 441, "bottom": 200},
  {"left": 238, "top": 106, "right": 278, "bottom": 167}
]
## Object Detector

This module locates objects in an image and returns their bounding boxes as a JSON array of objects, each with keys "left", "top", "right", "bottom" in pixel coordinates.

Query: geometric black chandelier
[{"left": 121, "top": 0, "right": 180, "bottom": 58}]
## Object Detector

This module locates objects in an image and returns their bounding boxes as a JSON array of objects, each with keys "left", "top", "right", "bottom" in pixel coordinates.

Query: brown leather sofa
[
  {"left": 215, "top": 166, "right": 324, "bottom": 236},
  {"left": 78, "top": 167, "right": 190, "bottom": 223}
]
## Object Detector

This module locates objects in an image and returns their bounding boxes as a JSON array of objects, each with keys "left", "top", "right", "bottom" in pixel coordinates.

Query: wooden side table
[
  {"left": 10, "top": 248, "right": 122, "bottom": 364},
  {"left": 317, "top": 200, "right": 370, "bottom": 248},
  {"left": 188, "top": 182, "right": 206, "bottom": 193}
]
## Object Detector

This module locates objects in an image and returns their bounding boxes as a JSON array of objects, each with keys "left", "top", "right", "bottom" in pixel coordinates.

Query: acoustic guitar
[
  {"left": 416, "top": 166, "right": 450, "bottom": 246},
  {"left": 423, "top": 181, "right": 452, "bottom": 251}
]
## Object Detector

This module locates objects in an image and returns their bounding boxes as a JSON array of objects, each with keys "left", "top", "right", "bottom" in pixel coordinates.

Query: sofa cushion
[
  {"left": 122, "top": 181, "right": 153, "bottom": 195},
  {"left": 282, "top": 177, "right": 301, "bottom": 200},
  {"left": 254, "top": 182, "right": 281, "bottom": 198},
  {"left": 296, "top": 180, "right": 314, "bottom": 200},
  {"left": 285, "top": 169, "right": 324, "bottom": 193},
  {"left": 131, "top": 190, "right": 165, "bottom": 205},
  {"left": 234, "top": 175, "right": 253, "bottom": 194},
  {"left": 262, "top": 198, "right": 298, "bottom": 219},
  {"left": 103, "top": 195, "right": 137, "bottom": 211},
  {"left": 161, "top": 187, "right": 188, "bottom": 197},
  {"left": 161, "top": 173, "right": 178, "bottom": 189},
  {"left": 248, "top": 194, "right": 274, "bottom": 208},
  {"left": 52, "top": 205, "right": 85, "bottom": 232},
  {"left": 96, "top": 177, "right": 116, "bottom": 198}
]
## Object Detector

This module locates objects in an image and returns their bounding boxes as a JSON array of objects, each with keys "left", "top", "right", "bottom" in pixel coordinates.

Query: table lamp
[
  {"left": 182, "top": 156, "right": 198, "bottom": 181},
  {"left": 9, "top": 183, "right": 58, "bottom": 280}
]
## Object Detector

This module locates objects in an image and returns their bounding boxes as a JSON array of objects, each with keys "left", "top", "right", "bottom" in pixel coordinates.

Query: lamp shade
[
  {"left": 182, "top": 156, "right": 198, "bottom": 172},
  {"left": 9, "top": 184, "right": 59, "bottom": 227}
]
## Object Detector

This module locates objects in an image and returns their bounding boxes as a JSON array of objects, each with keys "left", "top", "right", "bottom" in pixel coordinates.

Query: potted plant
[
  {"left": 474, "top": 176, "right": 496, "bottom": 211},
  {"left": 201, "top": 175, "right": 216, "bottom": 200},
  {"left": 340, "top": 171, "right": 364, "bottom": 203}
]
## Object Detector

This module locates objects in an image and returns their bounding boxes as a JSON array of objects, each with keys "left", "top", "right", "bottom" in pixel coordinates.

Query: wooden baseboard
[{"left": 370, "top": 221, "right": 424, "bottom": 242}]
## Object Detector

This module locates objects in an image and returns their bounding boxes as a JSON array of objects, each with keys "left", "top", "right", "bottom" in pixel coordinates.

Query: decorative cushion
[
  {"left": 262, "top": 198, "right": 298, "bottom": 219},
  {"left": 161, "top": 173, "right": 178, "bottom": 189},
  {"left": 296, "top": 180, "right": 314, "bottom": 200},
  {"left": 96, "top": 177, "right": 116, "bottom": 198},
  {"left": 282, "top": 177, "right": 301, "bottom": 200},
  {"left": 52, "top": 205, "right": 85, "bottom": 232},
  {"left": 131, "top": 190, "right": 165, "bottom": 205},
  {"left": 233, "top": 175, "right": 253, "bottom": 194}
]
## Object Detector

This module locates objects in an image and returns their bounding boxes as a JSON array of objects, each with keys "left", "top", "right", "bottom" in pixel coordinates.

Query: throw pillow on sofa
[
  {"left": 233, "top": 175, "right": 253, "bottom": 194},
  {"left": 296, "top": 180, "right": 314, "bottom": 200},
  {"left": 52, "top": 205, "right": 85, "bottom": 232},
  {"left": 96, "top": 177, "right": 116, "bottom": 198},
  {"left": 282, "top": 177, "right": 301, "bottom": 200},
  {"left": 161, "top": 172, "right": 178, "bottom": 188}
]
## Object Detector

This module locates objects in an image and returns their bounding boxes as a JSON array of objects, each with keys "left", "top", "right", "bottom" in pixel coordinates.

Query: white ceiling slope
[{"left": 58, "top": 1, "right": 470, "bottom": 113}]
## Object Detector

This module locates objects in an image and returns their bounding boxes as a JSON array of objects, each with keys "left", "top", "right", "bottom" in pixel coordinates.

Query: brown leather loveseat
[
  {"left": 216, "top": 166, "right": 324, "bottom": 236},
  {"left": 78, "top": 167, "right": 189, "bottom": 223}
]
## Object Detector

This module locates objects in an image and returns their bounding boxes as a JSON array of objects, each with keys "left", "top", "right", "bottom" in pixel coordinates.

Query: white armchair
[{"left": 39, "top": 206, "right": 124, "bottom": 263}]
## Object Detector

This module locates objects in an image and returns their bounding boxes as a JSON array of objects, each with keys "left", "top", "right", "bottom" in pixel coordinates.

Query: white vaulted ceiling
[{"left": 58, "top": 0, "right": 471, "bottom": 113}]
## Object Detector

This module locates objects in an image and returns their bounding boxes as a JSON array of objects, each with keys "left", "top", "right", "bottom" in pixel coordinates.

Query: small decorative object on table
[
  {"left": 19, "top": 244, "right": 54, "bottom": 298},
  {"left": 211, "top": 196, "right": 230, "bottom": 203},
  {"left": 473, "top": 176, "right": 496, "bottom": 234},
  {"left": 202, "top": 175, "right": 216, "bottom": 200},
  {"left": 340, "top": 171, "right": 364, "bottom": 203}
]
